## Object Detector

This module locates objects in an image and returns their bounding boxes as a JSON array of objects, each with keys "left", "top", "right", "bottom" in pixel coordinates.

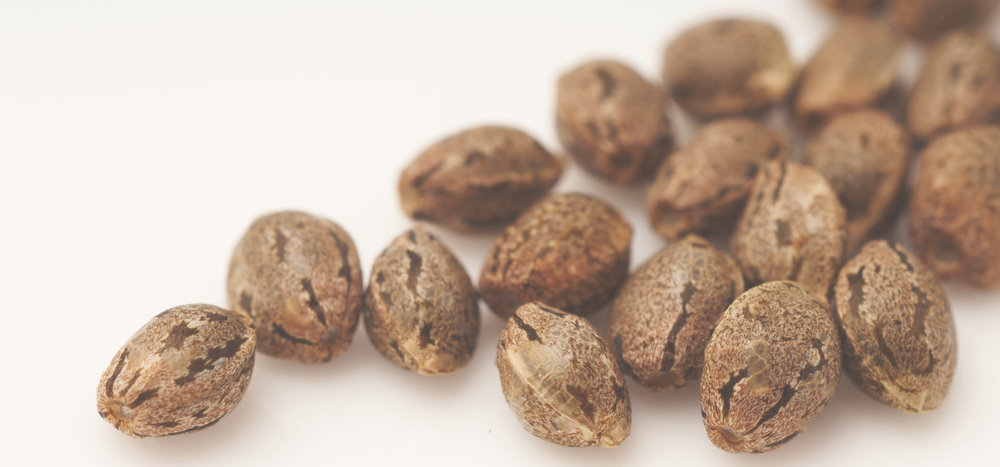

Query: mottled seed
[
  {"left": 556, "top": 59, "right": 674, "bottom": 184},
  {"left": 97, "top": 304, "right": 256, "bottom": 438},
  {"left": 701, "top": 282, "right": 842, "bottom": 453},
  {"left": 891, "top": 0, "right": 998, "bottom": 41},
  {"left": 647, "top": 118, "right": 789, "bottom": 239},
  {"left": 795, "top": 19, "right": 902, "bottom": 122},
  {"left": 662, "top": 19, "right": 797, "bottom": 119},
  {"left": 804, "top": 110, "right": 910, "bottom": 254},
  {"left": 496, "top": 302, "right": 631, "bottom": 447},
  {"left": 227, "top": 211, "right": 363, "bottom": 363},
  {"left": 731, "top": 161, "right": 847, "bottom": 299},
  {"left": 479, "top": 193, "right": 632, "bottom": 319},
  {"left": 816, "top": 0, "right": 882, "bottom": 15},
  {"left": 909, "top": 125, "right": 1000, "bottom": 288},
  {"left": 398, "top": 125, "right": 564, "bottom": 230},
  {"left": 363, "top": 226, "right": 480, "bottom": 375},
  {"left": 608, "top": 235, "right": 744, "bottom": 390},
  {"left": 907, "top": 31, "right": 1000, "bottom": 140},
  {"left": 833, "top": 241, "right": 957, "bottom": 413}
]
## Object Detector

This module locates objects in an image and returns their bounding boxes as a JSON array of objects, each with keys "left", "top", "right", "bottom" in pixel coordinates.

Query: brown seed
[
  {"left": 731, "top": 161, "right": 847, "bottom": 299},
  {"left": 479, "top": 193, "right": 632, "bottom": 319},
  {"left": 496, "top": 302, "right": 631, "bottom": 448},
  {"left": 701, "top": 281, "right": 842, "bottom": 453},
  {"left": 556, "top": 59, "right": 674, "bottom": 184},
  {"left": 97, "top": 304, "right": 256, "bottom": 438},
  {"left": 795, "top": 19, "right": 902, "bottom": 122},
  {"left": 227, "top": 211, "right": 363, "bottom": 363},
  {"left": 815, "top": 0, "right": 883, "bottom": 15},
  {"left": 804, "top": 110, "right": 910, "bottom": 254},
  {"left": 647, "top": 118, "right": 789, "bottom": 239},
  {"left": 398, "top": 125, "right": 564, "bottom": 230},
  {"left": 907, "top": 30, "right": 1000, "bottom": 141},
  {"left": 363, "top": 226, "right": 480, "bottom": 375},
  {"left": 890, "top": 0, "right": 998, "bottom": 41},
  {"left": 909, "top": 125, "right": 1000, "bottom": 288},
  {"left": 662, "top": 19, "right": 797, "bottom": 119},
  {"left": 833, "top": 240, "right": 957, "bottom": 413},
  {"left": 608, "top": 235, "right": 744, "bottom": 391}
]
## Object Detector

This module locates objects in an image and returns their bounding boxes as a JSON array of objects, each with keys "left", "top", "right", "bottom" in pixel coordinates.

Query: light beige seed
[
  {"left": 97, "top": 304, "right": 256, "bottom": 438},
  {"left": 496, "top": 302, "right": 630, "bottom": 448},
  {"left": 701, "top": 282, "right": 842, "bottom": 453},
  {"left": 816, "top": 0, "right": 882, "bottom": 15}
]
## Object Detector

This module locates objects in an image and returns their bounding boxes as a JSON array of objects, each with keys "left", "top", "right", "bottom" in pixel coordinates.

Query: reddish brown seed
[
  {"left": 227, "top": 211, "right": 363, "bottom": 363},
  {"left": 909, "top": 125, "right": 1000, "bottom": 288},
  {"left": 833, "top": 240, "right": 957, "bottom": 413},
  {"left": 496, "top": 302, "right": 631, "bottom": 448},
  {"left": 662, "top": 19, "right": 797, "bottom": 119},
  {"left": 730, "top": 161, "right": 847, "bottom": 299},
  {"left": 363, "top": 226, "right": 480, "bottom": 375},
  {"left": 398, "top": 125, "right": 564, "bottom": 230},
  {"left": 701, "top": 282, "right": 842, "bottom": 453},
  {"left": 816, "top": 0, "right": 883, "bottom": 15},
  {"left": 97, "top": 304, "right": 256, "bottom": 438},
  {"left": 608, "top": 235, "right": 744, "bottom": 390},
  {"left": 891, "top": 0, "right": 998, "bottom": 41},
  {"left": 647, "top": 118, "right": 789, "bottom": 239},
  {"left": 556, "top": 59, "right": 674, "bottom": 184}
]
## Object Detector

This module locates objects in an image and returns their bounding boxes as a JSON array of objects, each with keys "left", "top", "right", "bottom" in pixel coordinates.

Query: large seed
[
  {"left": 556, "top": 59, "right": 674, "bottom": 184},
  {"left": 398, "top": 125, "right": 564, "bottom": 230},
  {"left": 909, "top": 125, "right": 1000, "bottom": 288},
  {"left": 97, "top": 304, "right": 256, "bottom": 438},
  {"left": 608, "top": 235, "right": 744, "bottom": 390},
  {"left": 701, "top": 282, "right": 842, "bottom": 453},
  {"left": 363, "top": 226, "right": 480, "bottom": 375},
  {"left": 833, "top": 240, "right": 957, "bottom": 413},
  {"left": 496, "top": 302, "right": 630, "bottom": 447},
  {"left": 479, "top": 193, "right": 632, "bottom": 319},
  {"left": 227, "top": 211, "right": 363, "bottom": 363},
  {"left": 891, "top": 0, "right": 998, "bottom": 40},
  {"left": 647, "top": 118, "right": 789, "bottom": 239}
]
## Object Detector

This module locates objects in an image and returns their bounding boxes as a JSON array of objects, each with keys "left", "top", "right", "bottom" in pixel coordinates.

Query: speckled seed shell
[
  {"left": 833, "top": 241, "right": 957, "bottom": 413},
  {"left": 662, "top": 19, "right": 797, "bottom": 119},
  {"left": 795, "top": 19, "right": 902, "bottom": 122},
  {"left": 555, "top": 59, "right": 674, "bottom": 184},
  {"left": 479, "top": 193, "right": 632, "bottom": 319},
  {"left": 891, "top": 0, "right": 998, "bottom": 41},
  {"left": 398, "top": 126, "right": 564, "bottom": 230},
  {"left": 97, "top": 304, "right": 256, "bottom": 438},
  {"left": 701, "top": 282, "right": 842, "bottom": 453},
  {"left": 647, "top": 119, "right": 789, "bottom": 239},
  {"left": 363, "top": 226, "right": 480, "bottom": 375},
  {"left": 608, "top": 235, "right": 745, "bottom": 390},
  {"left": 496, "top": 302, "right": 631, "bottom": 447},
  {"left": 227, "top": 211, "right": 363, "bottom": 363},
  {"left": 909, "top": 125, "right": 1000, "bottom": 288},
  {"left": 907, "top": 31, "right": 1000, "bottom": 140},
  {"left": 731, "top": 161, "right": 847, "bottom": 299},
  {"left": 804, "top": 110, "right": 910, "bottom": 254},
  {"left": 816, "top": 0, "right": 882, "bottom": 15}
]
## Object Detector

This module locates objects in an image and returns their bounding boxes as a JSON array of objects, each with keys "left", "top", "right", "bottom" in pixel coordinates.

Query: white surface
[{"left": 1, "top": 1, "right": 998, "bottom": 466}]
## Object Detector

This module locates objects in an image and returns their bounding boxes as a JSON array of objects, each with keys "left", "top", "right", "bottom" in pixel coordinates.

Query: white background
[{"left": 1, "top": 1, "right": 998, "bottom": 466}]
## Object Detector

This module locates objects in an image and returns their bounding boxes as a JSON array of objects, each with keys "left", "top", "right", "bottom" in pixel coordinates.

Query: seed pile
[{"left": 98, "top": 0, "right": 998, "bottom": 456}]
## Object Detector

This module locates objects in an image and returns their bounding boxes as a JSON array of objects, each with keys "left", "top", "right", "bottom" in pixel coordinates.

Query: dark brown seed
[
  {"left": 907, "top": 30, "right": 1000, "bottom": 140},
  {"left": 363, "top": 226, "right": 480, "bottom": 375},
  {"left": 891, "top": 0, "right": 998, "bottom": 41},
  {"left": 909, "top": 125, "right": 1000, "bottom": 288},
  {"left": 816, "top": 0, "right": 883, "bottom": 15},
  {"left": 608, "top": 235, "right": 744, "bottom": 390},
  {"left": 479, "top": 193, "right": 632, "bottom": 319},
  {"left": 647, "top": 118, "right": 789, "bottom": 239},
  {"left": 398, "top": 125, "right": 564, "bottom": 230},
  {"left": 496, "top": 302, "right": 630, "bottom": 447},
  {"left": 662, "top": 19, "right": 796, "bottom": 119},
  {"left": 227, "top": 211, "right": 363, "bottom": 363},
  {"left": 833, "top": 240, "right": 957, "bottom": 413},
  {"left": 556, "top": 59, "right": 674, "bottom": 184},
  {"left": 701, "top": 282, "right": 842, "bottom": 453},
  {"left": 731, "top": 161, "right": 847, "bottom": 299},
  {"left": 804, "top": 110, "right": 910, "bottom": 254},
  {"left": 97, "top": 304, "right": 256, "bottom": 438}
]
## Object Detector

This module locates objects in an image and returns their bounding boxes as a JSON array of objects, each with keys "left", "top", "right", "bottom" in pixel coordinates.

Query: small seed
[{"left": 815, "top": 0, "right": 882, "bottom": 15}]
